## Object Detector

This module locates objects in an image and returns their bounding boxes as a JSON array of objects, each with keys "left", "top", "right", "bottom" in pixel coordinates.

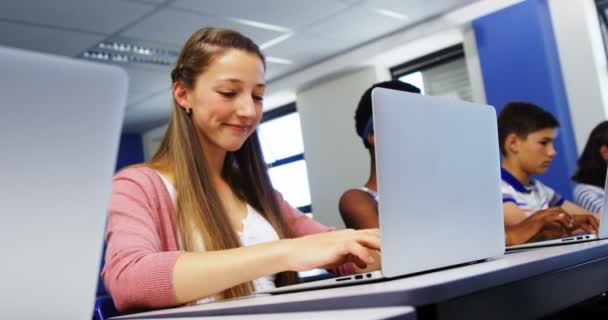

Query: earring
[{"left": 186, "top": 108, "right": 192, "bottom": 115}]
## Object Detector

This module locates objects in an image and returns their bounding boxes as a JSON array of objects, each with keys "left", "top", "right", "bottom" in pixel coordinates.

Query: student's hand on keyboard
[
  {"left": 506, "top": 208, "right": 585, "bottom": 245},
  {"left": 285, "top": 228, "right": 380, "bottom": 272},
  {"left": 571, "top": 213, "right": 599, "bottom": 235},
  {"left": 529, "top": 207, "right": 574, "bottom": 230},
  {"left": 535, "top": 221, "right": 570, "bottom": 241}
]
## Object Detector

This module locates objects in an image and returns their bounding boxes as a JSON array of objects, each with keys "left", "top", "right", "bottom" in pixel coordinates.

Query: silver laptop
[
  {"left": 0, "top": 46, "right": 127, "bottom": 319},
  {"left": 259, "top": 88, "right": 505, "bottom": 294},
  {"left": 507, "top": 171, "right": 608, "bottom": 250}
]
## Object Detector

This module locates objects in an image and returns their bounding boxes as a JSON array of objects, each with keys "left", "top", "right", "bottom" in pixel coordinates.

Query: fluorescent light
[
  {"left": 260, "top": 33, "right": 293, "bottom": 50},
  {"left": 266, "top": 56, "right": 293, "bottom": 65},
  {"left": 96, "top": 41, "right": 177, "bottom": 57},
  {"left": 374, "top": 8, "right": 409, "bottom": 20},
  {"left": 81, "top": 50, "right": 173, "bottom": 65},
  {"left": 83, "top": 41, "right": 178, "bottom": 66},
  {"left": 230, "top": 17, "right": 291, "bottom": 33}
]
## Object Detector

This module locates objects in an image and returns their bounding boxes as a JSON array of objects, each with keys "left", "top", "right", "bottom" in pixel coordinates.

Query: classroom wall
[
  {"left": 142, "top": 124, "right": 167, "bottom": 161},
  {"left": 297, "top": 67, "right": 389, "bottom": 228},
  {"left": 138, "top": 0, "right": 608, "bottom": 219},
  {"left": 548, "top": 0, "right": 608, "bottom": 153},
  {"left": 473, "top": 0, "right": 578, "bottom": 200}
]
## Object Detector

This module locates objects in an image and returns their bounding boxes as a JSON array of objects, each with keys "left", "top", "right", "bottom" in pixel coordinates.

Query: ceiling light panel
[
  {"left": 373, "top": 8, "right": 409, "bottom": 20},
  {"left": 364, "top": 0, "right": 474, "bottom": 20},
  {"left": 263, "top": 32, "right": 352, "bottom": 68},
  {"left": 80, "top": 40, "right": 178, "bottom": 66},
  {"left": 260, "top": 33, "right": 294, "bottom": 50}
]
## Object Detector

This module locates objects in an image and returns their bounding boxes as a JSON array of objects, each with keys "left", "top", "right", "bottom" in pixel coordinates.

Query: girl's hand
[{"left": 285, "top": 229, "right": 380, "bottom": 271}]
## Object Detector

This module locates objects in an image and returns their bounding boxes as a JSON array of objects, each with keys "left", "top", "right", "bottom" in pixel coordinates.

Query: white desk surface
[
  {"left": 114, "top": 240, "right": 608, "bottom": 319},
  {"left": 126, "top": 306, "right": 415, "bottom": 320}
]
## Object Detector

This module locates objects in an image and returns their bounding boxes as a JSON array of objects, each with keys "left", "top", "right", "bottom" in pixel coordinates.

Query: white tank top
[{"left": 156, "top": 172, "right": 278, "bottom": 304}]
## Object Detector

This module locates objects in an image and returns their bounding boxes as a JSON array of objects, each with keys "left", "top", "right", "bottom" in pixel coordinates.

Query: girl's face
[{"left": 176, "top": 49, "right": 265, "bottom": 153}]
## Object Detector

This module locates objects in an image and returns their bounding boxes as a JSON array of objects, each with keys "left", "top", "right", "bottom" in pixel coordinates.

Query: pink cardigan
[{"left": 102, "top": 167, "right": 354, "bottom": 312}]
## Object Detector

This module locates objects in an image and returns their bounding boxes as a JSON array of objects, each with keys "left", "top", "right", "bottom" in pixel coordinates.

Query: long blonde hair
[{"left": 148, "top": 28, "right": 297, "bottom": 299}]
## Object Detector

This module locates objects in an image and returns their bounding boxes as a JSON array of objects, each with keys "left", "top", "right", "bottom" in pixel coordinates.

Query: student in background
[
  {"left": 339, "top": 80, "right": 421, "bottom": 229},
  {"left": 339, "top": 84, "right": 574, "bottom": 245},
  {"left": 497, "top": 102, "right": 599, "bottom": 246},
  {"left": 102, "top": 27, "right": 380, "bottom": 313},
  {"left": 572, "top": 121, "right": 608, "bottom": 213}
]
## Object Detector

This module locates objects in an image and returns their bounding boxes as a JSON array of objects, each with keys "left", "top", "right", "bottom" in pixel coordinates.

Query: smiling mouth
[{"left": 225, "top": 124, "right": 250, "bottom": 131}]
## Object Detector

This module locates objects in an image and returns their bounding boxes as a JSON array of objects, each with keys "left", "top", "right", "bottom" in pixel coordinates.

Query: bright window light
[
  {"left": 399, "top": 71, "right": 425, "bottom": 94},
  {"left": 258, "top": 113, "right": 304, "bottom": 164},
  {"left": 268, "top": 160, "right": 311, "bottom": 208}
]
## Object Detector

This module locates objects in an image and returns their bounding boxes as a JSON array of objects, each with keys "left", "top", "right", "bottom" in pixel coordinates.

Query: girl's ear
[
  {"left": 600, "top": 145, "right": 608, "bottom": 161},
  {"left": 367, "top": 133, "right": 375, "bottom": 146},
  {"left": 173, "top": 81, "right": 191, "bottom": 113}
]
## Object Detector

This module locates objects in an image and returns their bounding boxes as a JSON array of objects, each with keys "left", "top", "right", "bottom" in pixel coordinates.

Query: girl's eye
[
  {"left": 253, "top": 95, "right": 264, "bottom": 101},
  {"left": 219, "top": 91, "right": 236, "bottom": 97}
]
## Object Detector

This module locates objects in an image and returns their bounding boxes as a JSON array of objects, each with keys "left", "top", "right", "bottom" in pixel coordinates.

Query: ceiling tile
[
  {"left": 172, "top": 0, "right": 352, "bottom": 30},
  {"left": 0, "top": 0, "right": 156, "bottom": 34},
  {"left": 121, "top": 0, "right": 166, "bottom": 4},
  {"left": 265, "top": 63, "right": 299, "bottom": 82},
  {"left": 306, "top": 5, "right": 412, "bottom": 48},
  {"left": 363, "top": 0, "right": 474, "bottom": 19},
  {"left": 121, "top": 7, "right": 282, "bottom": 46},
  {"left": 123, "top": 92, "right": 173, "bottom": 132},
  {"left": 122, "top": 65, "right": 172, "bottom": 106},
  {"left": 0, "top": 21, "right": 106, "bottom": 57},
  {"left": 264, "top": 33, "right": 342, "bottom": 70}
]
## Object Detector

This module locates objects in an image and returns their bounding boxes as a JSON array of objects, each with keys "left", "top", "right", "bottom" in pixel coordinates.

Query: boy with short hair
[{"left": 498, "top": 102, "right": 598, "bottom": 246}]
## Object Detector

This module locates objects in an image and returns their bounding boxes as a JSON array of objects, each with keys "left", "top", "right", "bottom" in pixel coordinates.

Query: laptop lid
[
  {"left": 0, "top": 46, "right": 127, "bottom": 319},
  {"left": 598, "top": 170, "right": 608, "bottom": 238},
  {"left": 372, "top": 88, "right": 505, "bottom": 278}
]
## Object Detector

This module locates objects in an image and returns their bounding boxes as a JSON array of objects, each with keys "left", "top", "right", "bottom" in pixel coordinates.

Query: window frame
[
  {"left": 390, "top": 44, "right": 465, "bottom": 79},
  {"left": 596, "top": 0, "right": 608, "bottom": 60},
  {"left": 259, "top": 102, "right": 311, "bottom": 213}
]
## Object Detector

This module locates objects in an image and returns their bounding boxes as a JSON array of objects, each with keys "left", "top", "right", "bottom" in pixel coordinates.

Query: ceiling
[{"left": 0, "top": 0, "right": 478, "bottom": 132}]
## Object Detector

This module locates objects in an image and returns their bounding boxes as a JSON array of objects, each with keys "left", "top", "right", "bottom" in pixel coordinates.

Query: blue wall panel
[
  {"left": 473, "top": 0, "right": 578, "bottom": 200},
  {"left": 115, "top": 133, "right": 144, "bottom": 171}
]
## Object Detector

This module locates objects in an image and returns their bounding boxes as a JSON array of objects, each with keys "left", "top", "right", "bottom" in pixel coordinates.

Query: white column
[
  {"left": 549, "top": 0, "right": 608, "bottom": 153},
  {"left": 462, "top": 25, "right": 487, "bottom": 104},
  {"left": 297, "top": 67, "right": 382, "bottom": 228}
]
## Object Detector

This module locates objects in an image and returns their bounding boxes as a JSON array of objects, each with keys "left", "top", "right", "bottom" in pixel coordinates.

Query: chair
[
  {"left": 93, "top": 241, "right": 120, "bottom": 320},
  {"left": 94, "top": 295, "right": 119, "bottom": 320}
]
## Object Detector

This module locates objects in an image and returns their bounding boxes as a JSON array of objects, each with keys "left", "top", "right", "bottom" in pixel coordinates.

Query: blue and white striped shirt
[
  {"left": 573, "top": 183, "right": 604, "bottom": 214},
  {"left": 501, "top": 168, "right": 564, "bottom": 217}
]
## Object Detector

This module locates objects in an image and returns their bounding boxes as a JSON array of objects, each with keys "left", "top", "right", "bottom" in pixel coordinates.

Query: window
[
  {"left": 390, "top": 44, "right": 473, "bottom": 101},
  {"left": 258, "top": 103, "right": 312, "bottom": 213},
  {"left": 596, "top": 0, "right": 608, "bottom": 61}
]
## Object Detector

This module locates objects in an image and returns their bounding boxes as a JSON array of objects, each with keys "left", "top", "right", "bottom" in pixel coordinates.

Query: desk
[
  {"left": 114, "top": 240, "right": 608, "bottom": 320},
  {"left": 129, "top": 306, "right": 416, "bottom": 320}
]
